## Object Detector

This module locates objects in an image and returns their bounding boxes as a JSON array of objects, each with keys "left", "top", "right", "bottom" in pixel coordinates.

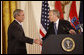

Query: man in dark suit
[
  {"left": 7, "top": 9, "right": 42, "bottom": 54},
  {"left": 42, "top": 10, "right": 76, "bottom": 40}
]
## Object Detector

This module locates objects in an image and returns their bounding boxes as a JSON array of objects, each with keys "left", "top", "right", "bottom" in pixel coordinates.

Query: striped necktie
[{"left": 54, "top": 23, "right": 57, "bottom": 35}]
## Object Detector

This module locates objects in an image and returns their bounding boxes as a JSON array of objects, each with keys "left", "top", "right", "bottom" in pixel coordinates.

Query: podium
[{"left": 42, "top": 34, "right": 83, "bottom": 54}]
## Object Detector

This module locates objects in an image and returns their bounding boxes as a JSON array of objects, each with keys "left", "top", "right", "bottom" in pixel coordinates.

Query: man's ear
[{"left": 16, "top": 15, "right": 18, "bottom": 18}]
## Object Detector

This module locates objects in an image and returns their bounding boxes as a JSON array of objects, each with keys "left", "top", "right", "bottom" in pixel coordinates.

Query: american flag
[{"left": 40, "top": 1, "right": 50, "bottom": 39}]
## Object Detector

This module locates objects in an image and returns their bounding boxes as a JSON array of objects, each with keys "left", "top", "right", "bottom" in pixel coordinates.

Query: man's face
[
  {"left": 49, "top": 11, "right": 58, "bottom": 22},
  {"left": 49, "top": 11, "right": 54, "bottom": 22},
  {"left": 16, "top": 11, "right": 25, "bottom": 22}
]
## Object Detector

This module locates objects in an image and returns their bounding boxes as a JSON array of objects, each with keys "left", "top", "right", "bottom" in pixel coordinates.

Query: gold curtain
[{"left": 2, "top": 1, "right": 16, "bottom": 54}]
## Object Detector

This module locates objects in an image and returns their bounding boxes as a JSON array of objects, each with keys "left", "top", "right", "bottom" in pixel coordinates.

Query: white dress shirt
[
  {"left": 15, "top": 19, "right": 23, "bottom": 27},
  {"left": 54, "top": 19, "right": 59, "bottom": 30}
]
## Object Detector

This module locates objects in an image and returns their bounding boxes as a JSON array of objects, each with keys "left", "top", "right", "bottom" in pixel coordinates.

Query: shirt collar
[
  {"left": 54, "top": 19, "right": 59, "bottom": 24},
  {"left": 15, "top": 19, "right": 22, "bottom": 26}
]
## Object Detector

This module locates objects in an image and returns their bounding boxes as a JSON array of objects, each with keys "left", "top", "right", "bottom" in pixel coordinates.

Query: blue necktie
[{"left": 54, "top": 23, "right": 57, "bottom": 35}]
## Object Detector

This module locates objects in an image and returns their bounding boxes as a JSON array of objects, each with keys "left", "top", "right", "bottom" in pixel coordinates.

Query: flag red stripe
[
  {"left": 55, "top": 1, "right": 64, "bottom": 20},
  {"left": 70, "top": 21, "right": 76, "bottom": 29},
  {"left": 69, "top": 1, "right": 79, "bottom": 20},
  {"left": 40, "top": 29, "right": 45, "bottom": 37}
]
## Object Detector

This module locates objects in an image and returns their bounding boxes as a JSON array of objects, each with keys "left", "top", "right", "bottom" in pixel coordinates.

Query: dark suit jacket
[
  {"left": 7, "top": 20, "right": 33, "bottom": 54},
  {"left": 42, "top": 20, "right": 76, "bottom": 40}
]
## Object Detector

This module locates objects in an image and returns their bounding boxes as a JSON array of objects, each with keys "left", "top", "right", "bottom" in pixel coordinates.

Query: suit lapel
[
  {"left": 57, "top": 20, "right": 63, "bottom": 34},
  {"left": 14, "top": 20, "right": 24, "bottom": 33},
  {"left": 51, "top": 22, "right": 55, "bottom": 34}
]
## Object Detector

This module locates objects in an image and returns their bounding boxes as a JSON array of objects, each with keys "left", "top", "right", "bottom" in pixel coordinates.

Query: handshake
[{"left": 33, "top": 39, "right": 42, "bottom": 45}]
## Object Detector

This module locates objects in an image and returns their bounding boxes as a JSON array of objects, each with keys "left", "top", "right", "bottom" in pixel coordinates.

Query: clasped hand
[
  {"left": 34, "top": 39, "right": 42, "bottom": 45},
  {"left": 69, "top": 29, "right": 76, "bottom": 35}
]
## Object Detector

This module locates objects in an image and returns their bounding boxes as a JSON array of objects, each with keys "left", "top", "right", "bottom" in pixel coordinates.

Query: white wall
[{"left": 17, "top": 1, "right": 42, "bottom": 54}]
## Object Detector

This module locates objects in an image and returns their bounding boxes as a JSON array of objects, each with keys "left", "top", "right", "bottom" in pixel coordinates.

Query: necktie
[{"left": 54, "top": 23, "right": 57, "bottom": 35}]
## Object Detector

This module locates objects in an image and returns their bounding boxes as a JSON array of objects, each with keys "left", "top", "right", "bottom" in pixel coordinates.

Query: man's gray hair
[
  {"left": 51, "top": 9, "right": 60, "bottom": 18},
  {"left": 13, "top": 9, "right": 23, "bottom": 18}
]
